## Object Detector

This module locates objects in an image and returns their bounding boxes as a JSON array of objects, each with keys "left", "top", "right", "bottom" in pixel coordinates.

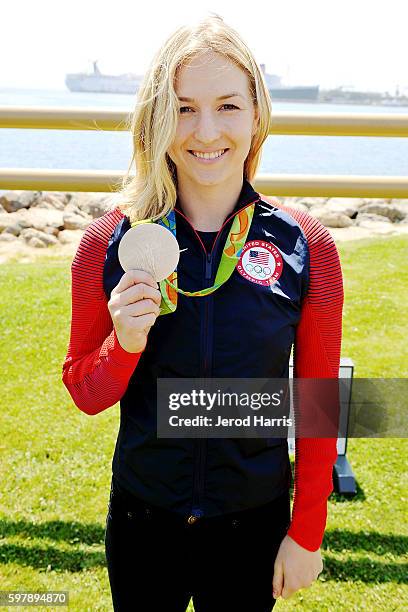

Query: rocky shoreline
[{"left": 0, "top": 190, "right": 407, "bottom": 263}]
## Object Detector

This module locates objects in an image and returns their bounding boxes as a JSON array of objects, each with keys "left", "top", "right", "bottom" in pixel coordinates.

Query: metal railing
[{"left": 1, "top": 106, "right": 408, "bottom": 197}]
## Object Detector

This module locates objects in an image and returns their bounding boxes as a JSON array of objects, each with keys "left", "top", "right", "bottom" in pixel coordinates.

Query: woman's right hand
[{"left": 108, "top": 269, "right": 162, "bottom": 353}]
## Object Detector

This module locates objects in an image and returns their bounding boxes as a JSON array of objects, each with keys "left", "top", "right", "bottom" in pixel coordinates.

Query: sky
[{"left": 1, "top": 0, "right": 407, "bottom": 94}]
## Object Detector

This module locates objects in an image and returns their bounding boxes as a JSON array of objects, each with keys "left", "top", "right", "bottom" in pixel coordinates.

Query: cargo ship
[
  {"left": 259, "top": 64, "right": 319, "bottom": 101},
  {"left": 65, "top": 61, "right": 319, "bottom": 101}
]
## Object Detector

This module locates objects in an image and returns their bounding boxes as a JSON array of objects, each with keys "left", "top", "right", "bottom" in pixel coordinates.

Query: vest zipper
[
  {"left": 205, "top": 252, "right": 212, "bottom": 280},
  {"left": 191, "top": 251, "right": 213, "bottom": 520},
  {"left": 175, "top": 197, "right": 260, "bottom": 522}
]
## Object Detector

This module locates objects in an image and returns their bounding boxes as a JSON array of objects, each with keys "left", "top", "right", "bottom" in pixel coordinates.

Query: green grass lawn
[{"left": 0, "top": 235, "right": 407, "bottom": 611}]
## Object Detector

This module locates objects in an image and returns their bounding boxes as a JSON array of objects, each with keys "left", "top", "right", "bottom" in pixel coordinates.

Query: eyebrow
[{"left": 177, "top": 92, "right": 244, "bottom": 102}]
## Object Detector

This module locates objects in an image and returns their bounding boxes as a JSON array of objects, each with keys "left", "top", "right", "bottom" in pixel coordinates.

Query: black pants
[{"left": 104, "top": 475, "right": 290, "bottom": 612}]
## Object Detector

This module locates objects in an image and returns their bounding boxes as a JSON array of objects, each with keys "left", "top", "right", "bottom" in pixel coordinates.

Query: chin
[{"left": 191, "top": 174, "right": 229, "bottom": 187}]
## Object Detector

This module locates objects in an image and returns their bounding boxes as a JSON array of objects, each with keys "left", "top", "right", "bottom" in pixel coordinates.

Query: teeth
[{"left": 191, "top": 149, "right": 226, "bottom": 159}]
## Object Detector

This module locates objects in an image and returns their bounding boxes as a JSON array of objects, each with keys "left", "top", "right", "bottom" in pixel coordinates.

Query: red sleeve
[
  {"left": 62, "top": 208, "right": 142, "bottom": 415},
  {"left": 262, "top": 196, "right": 344, "bottom": 551}
]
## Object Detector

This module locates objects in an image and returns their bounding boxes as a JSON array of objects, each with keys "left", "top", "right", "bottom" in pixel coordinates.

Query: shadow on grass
[
  {"left": 322, "top": 557, "right": 407, "bottom": 584},
  {"left": 0, "top": 518, "right": 105, "bottom": 545},
  {"left": 331, "top": 479, "right": 366, "bottom": 502},
  {"left": 0, "top": 543, "right": 105, "bottom": 572},
  {"left": 323, "top": 529, "right": 408, "bottom": 555},
  {"left": 0, "top": 518, "right": 407, "bottom": 582}
]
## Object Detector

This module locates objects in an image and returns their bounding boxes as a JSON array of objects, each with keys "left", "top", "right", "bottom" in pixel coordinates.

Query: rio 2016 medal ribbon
[{"left": 119, "top": 202, "right": 256, "bottom": 316}]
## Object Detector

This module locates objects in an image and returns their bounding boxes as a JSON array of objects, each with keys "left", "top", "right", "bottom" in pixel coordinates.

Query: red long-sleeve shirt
[{"left": 62, "top": 198, "right": 344, "bottom": 551}]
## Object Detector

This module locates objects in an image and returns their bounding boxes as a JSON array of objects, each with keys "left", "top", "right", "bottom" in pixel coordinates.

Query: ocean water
[{"left": 0, "top": 88, "right": 407, "bottom": 179}]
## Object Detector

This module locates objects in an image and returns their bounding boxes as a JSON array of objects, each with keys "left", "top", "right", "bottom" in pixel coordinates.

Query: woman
[{"left": 62, "top": 14, "right": 343, "bottom": 612}]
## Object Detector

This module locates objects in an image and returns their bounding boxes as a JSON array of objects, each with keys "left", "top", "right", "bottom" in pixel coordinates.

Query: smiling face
[{"left": 167, "top": 50, "right": 259, "bottom": 191}]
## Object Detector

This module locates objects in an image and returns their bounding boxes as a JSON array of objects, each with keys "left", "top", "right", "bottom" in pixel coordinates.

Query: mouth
[{"left": 188, "top": 148, "right": 230, "bottom": 162}]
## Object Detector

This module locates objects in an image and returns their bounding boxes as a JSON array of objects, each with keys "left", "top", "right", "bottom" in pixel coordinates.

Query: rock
[
  {"left": 64, "top": 201, "right": 92, "bottom": 218},
  {"left": 81, "top": 195, "right": 113, "bottom": 219},
  {"left": 0, "top": 212, "right": 32, "bottom": 232},
  {"left": 309, "top": 208, "right": 353, "bottom": 228},
  {"left": 3, "top": 223, "right": 23, "bottom": 236},
  {"left": 63, "top": 192, "right": 75, "bottom": 203},
  {"left": 68, "top": 192, "right": 95, "bottom": 209},
  {"left": 0, "top": 190, "right": 41, "bottom": 212},
  {"left": 0, "top": 214, "right": 12, "bottom": 232},
  {"left": 0, "top": 232, "right": 18, "bottom": 242},
  {"left": 355, "top": 217, "right": 396, "bottom": 234},
  {"left": 362, "top": 198, "right": 393, "bottom": 205},
  {"left": 35, "top": 200, "right": 63, "bottom": 211},
  {"left": 43, "top": 226, "right": 59, "bottom": 236},
  {"left": 27, "top": 236, "right": 47, "bottom": 248},
  {"left": 323, "top": 197, "right": 365, "bottom": 218},
  {"left": 388, "top": 200, "right": 408, "bottom": 221},
  {"left": 62, "top": 211, "right": 91, "bottom": 230},
  {"left": 67, "top": 193, "right": 93, "bottom": 213},
  {"left": 391, "top": 198, "right": 408, "bottom": 207},
  {"left": 69, "top": 192, "right": 112, "bottom": 219},
  {"left": 40, "top": 233, "right": 58, "bottom": 245},
  {"left": 15, "top": 207, "right": 64, "bottom": 231},
  {"left": 58, "top": 229, "right": 84, "bottom": 244},
  {"left": 355, "top": 213, "right": 392, "bottom": 225},
  {"left": 41, "top": 192, "right": 68, "bottom": 207},
  {"left": 264, "top": 196, "right": 315, "bottom": 214},
  {"left": 20, "top": 228, "right": 58, "bottom": 246},
  {"left": 296, "top": 197, "right": 328, "bottom": 209},
  {"left": 32, "top": 192, "right": 67, "bottom": 211},
  {"left": 19, "top": 228, "right": 36, "bottom": 240},
  {"left": 0, "top": 195, "right": 27, "bottom": 213},
  {"left": 358, "top": 203, "right": 406, "bottom": 222}
]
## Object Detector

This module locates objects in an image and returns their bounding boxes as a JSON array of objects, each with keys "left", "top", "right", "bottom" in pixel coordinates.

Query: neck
[{"left": 176, "top": 174, "right": 244, "bottom": 231}]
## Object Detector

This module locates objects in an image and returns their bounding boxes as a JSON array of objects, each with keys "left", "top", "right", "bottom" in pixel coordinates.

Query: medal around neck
[
  {"left": 118, "top": 222, "right": 180, "bottom": 282},
  {"left": 117, "top": 201, "right": 257, "bottom": 316}
]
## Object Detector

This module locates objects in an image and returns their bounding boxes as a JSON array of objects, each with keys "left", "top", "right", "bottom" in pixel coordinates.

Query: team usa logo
[{"left": 237, "top": 240, "right": 283, "bottom": 286}]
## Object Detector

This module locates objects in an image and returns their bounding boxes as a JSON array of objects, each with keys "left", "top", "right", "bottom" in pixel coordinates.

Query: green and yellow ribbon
[{"left": 130, "top": 203, "right": 255, "bottom": 315}]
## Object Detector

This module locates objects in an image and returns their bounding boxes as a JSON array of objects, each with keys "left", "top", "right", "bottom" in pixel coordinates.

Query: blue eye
[{"left": 179, "top": 104, "right": 239, "bottom": 114}]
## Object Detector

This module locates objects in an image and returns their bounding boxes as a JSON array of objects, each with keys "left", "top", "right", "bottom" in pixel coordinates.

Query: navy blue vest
[{"left": 103, "top": 179, "right": 309, "bottom": 517}]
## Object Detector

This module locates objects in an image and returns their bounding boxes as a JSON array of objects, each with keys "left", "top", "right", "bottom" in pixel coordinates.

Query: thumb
[{"left": 272, "top": 558, "right": 283, "bottom": 599}]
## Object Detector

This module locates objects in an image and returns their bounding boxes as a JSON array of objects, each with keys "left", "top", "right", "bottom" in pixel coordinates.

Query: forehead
[{"left": 174, "top": 51, "right": 250, "bottom": 99}]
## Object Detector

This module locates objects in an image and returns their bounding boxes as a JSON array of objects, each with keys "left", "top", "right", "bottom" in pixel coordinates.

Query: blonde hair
[{"left": 110, "top": 13, "right": 272, "bottom": 223}]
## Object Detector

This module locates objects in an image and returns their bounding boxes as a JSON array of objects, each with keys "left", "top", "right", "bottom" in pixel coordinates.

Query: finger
[
  {"left": 115, "top": 283, "right": 162, "bottom": 307},
  {"left": 132, "top": 312, "right": 158, "bottom": 333},
  {"left": 124, "top": 299, "right": 161, "bottom": 318},
  {"left": 281, "top": 584, "right": 295, "bottom": 599},
  {"left": 272, "top": 560, "right": 283, "bottom": 599},
  {"left": 112, "top": 269, "right": 158, "bottom": 295}
]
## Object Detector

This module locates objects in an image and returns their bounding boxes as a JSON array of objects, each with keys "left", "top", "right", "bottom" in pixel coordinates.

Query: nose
[{"left": 194, "top": 110, "right": 222, "bottom": 144}]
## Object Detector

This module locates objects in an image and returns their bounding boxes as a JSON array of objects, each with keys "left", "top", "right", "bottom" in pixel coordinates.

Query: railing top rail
[
  {"left": 1, "top": 168, "right": 408, "bottom": 198},
  {"left": 1, "top": 106, "right": 408, "bottom": 137}
]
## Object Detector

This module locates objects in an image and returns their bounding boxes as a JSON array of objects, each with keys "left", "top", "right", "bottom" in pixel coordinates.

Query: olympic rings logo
[
  {"left": 244, "top": 264, "right": 272, "bottom": 278},
  {"left": 237, "top": 240, "right": 283, "bottom": 287}
]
